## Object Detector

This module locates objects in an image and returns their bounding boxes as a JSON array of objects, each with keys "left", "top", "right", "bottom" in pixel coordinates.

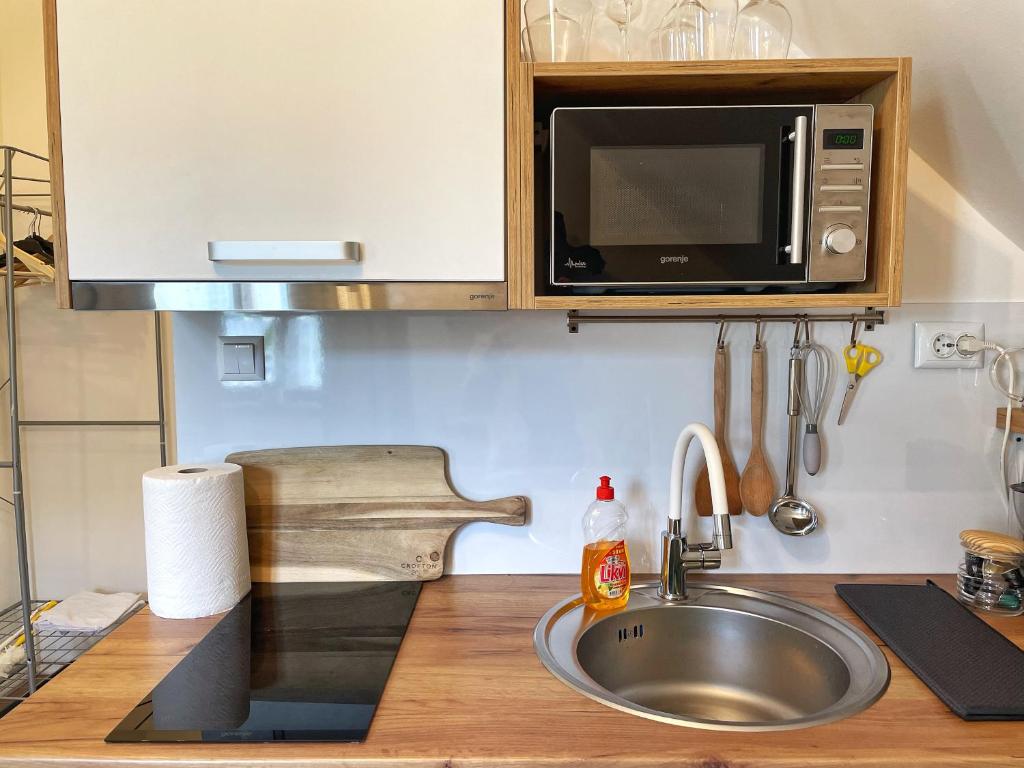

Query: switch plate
[
  {"left": 913, "top": 322, "right": 985, "bottom": 369},
  {"left": 219, "top": 336, "right": 265, "bottom": 381}
]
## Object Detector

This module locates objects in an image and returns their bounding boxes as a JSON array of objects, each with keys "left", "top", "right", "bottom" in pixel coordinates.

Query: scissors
[{"left": 838, "top": 343, "right": 883, "bottom": 425}]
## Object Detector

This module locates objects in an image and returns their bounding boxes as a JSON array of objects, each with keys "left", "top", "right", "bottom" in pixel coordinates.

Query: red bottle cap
[{"left": 596, "top": 475, "right": 615, "bottom": 501}]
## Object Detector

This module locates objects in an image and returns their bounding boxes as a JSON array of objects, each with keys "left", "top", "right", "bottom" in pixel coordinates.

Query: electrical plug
[{"left": 956, "top": 334, "right": 987, "bottom": 356}]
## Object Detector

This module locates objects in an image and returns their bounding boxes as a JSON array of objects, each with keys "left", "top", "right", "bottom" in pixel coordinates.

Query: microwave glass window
[{"left": 588, "top": 145, "right": 765, "bottom": 247}]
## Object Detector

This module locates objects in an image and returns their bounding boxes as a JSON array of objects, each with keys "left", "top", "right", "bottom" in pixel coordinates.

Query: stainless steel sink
[{"left": 535, "top": 582, "right": 890, "bottom": 731}]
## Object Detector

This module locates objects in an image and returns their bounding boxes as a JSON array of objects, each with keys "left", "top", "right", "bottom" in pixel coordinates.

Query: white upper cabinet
[{"left": 56, "top": 0, "right": 505, "bottom": 282}]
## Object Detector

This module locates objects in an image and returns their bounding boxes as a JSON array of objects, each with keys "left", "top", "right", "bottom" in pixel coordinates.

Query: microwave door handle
[{"left": 786, "top": 115, "right": 809, "bottom": 265}]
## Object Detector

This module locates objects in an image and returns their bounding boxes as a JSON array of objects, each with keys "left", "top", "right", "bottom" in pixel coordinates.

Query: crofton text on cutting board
[{"left": 225, "top": 446, "right": 527, "bottom": 582}]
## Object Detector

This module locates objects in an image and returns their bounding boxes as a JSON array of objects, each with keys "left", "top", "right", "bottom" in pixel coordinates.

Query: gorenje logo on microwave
[
  {"left": 565, "top": 258, "right": 588, "bottom": 269},
  {"left": 660, "top": 255, "right": 690, "bottom": 265}
]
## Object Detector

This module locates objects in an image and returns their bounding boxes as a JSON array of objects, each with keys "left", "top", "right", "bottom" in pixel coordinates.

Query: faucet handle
[{"left": 684, "top": 545, "right": 722, "bottom": 570}]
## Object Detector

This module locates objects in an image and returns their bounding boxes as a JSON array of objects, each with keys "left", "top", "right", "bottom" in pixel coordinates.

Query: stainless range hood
[{"left": 69, "top": 281, "right": 509, "bottom": 311}]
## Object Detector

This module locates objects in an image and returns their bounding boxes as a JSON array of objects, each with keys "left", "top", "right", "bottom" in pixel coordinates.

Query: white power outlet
[{"left": 913, "top": 322, "right": 985, "bottom": 369}]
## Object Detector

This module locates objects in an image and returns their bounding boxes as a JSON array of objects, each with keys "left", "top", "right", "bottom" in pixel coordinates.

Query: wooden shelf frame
[
  {"left": 506, "top": 1, "right": 912, "bottom": 311},
  {"left": 42, "top": 0, "right": 71, "bottom": 309},
  {"left": 996, "top": 407, "right": 1024, "bottom": 434}
]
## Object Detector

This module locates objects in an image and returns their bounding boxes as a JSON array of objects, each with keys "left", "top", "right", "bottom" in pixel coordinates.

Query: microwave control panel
[{"left": 807, "top": 104, "right": 874, "bottom": 283}]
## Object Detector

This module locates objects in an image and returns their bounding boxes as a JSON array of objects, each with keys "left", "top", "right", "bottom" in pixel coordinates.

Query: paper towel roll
[{"left": 143, "top": 463, "right": 251, "bottom": 619}]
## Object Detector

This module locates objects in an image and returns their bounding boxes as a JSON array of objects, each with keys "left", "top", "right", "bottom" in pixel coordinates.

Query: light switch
[
  {"left": 222, "top": 344, "right": 241, "bottom": 375},
  {"left": 233, "top": 344, "right": 257, "bottom": 375},
  {"left": 219, "top": 336, "right": 265, "bottom": 381}
]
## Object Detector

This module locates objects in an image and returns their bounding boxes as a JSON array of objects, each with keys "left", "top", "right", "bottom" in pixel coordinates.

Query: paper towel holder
[{"left": 177, "top": 468, "right": 209, "bottom": 474}]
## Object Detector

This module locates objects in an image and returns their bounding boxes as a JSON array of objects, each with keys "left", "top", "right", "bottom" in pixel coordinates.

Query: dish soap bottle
[{"left": 581, "top": 476, "right": 631, "bottom": 610}]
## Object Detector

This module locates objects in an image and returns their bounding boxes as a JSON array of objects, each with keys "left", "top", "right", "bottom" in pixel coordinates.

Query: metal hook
[
  {"left": 716, "top": 320, "right": 728, "bottom": 349},
  {"left": 30, "top": 207, "right": 40, "bottom": 237},
  {"left": 850, "top": 315, "right": 860, "bottom": 347},
  {"left": 801, "top": 317, "right": 812, "bottom": 346},
  {"left": 754, "top": 318, "right": 764, "bottom": 349},
  {"left": 791, "top": 319, "right": 803, "bottom": 348}
]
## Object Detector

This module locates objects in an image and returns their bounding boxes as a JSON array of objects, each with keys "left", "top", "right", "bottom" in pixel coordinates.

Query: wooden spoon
[
  {"left": 739, "top": 341, "right": 776, "bottom": 516},
  {"left": 695, "top": 345, "right": 742, "bottom": 516}
]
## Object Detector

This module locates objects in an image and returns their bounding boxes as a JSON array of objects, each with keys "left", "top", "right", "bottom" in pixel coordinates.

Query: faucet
[{"left": 659, "top": 423, "right": 734, "bottom": 601}]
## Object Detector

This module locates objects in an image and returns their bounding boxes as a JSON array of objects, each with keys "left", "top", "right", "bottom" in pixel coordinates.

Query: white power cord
[{"left": 957, "top": 335, "right": 1024, "bottom": 535}]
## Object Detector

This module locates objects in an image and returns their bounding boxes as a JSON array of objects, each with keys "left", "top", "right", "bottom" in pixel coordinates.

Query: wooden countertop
[{"left": 0, "top": 574, "right": 1021, "bottom": 767}]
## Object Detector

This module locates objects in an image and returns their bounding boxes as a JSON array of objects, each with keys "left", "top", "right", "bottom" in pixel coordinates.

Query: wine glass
[
  {"left": 652, "top": 0, "right": 709, "bottom": 61},
  {"left": 605, "top": 0, "right": 645, "bottom": 61},
  {"left": 703, "top": 0, "right": 738, "bottom": 60},
  {"left": 523, "top": 0, "right": 595, "bottom": 62},
  {"left": 652, "top": 0, "right": 681, "bottom": 60},
  {"left": 526, "top": 13, "right": 585, "bottom": 61},
  {"left": 733, "top": 0, "right": 792, "bottom": 60},
  {"left": 557, "top": 0, "right": 598, "bottom": 55}
]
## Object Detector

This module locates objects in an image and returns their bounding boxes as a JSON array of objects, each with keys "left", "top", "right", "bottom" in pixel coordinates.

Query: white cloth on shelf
[{"left": 35, "top": 591, "right": 144, "bottom": 634}]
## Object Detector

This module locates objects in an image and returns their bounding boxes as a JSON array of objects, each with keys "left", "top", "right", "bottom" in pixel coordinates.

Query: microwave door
[{"left": 550, "top": 106, "right": 813, "bottom": 289}]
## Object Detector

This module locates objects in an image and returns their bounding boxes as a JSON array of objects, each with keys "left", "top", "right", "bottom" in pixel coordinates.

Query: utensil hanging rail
[{"left": 567, "top": 310, "right": 886, "bottom": 334}]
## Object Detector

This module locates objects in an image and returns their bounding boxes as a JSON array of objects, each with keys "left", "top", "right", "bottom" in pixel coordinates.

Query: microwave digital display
[{"left": 823, "top": 129, "right": 865, "bottom": 150}]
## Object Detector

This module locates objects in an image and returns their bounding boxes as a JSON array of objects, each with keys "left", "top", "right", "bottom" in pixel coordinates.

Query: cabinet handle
[{"left": 208, "top": 241, "right": 362, "bottom": 263}]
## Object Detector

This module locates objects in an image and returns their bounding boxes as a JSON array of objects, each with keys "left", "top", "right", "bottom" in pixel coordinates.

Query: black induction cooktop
[{"left": 106, "top": 581, "right": 421, "bottom": 743}]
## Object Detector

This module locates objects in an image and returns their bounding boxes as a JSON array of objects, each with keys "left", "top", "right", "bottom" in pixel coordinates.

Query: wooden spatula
[
  {"left": 696, "top": 345, "right": 742, "bottom": 516},
  {"left": 739, "top": 341, "right": 776, "bottom": 516}
]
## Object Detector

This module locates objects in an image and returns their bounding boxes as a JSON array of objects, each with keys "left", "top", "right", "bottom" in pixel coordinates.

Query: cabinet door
[{"left": 57, "top": 0, "right": 505, "bottom": 282}]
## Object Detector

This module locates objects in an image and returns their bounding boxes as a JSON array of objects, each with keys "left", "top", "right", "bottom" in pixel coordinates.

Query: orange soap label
[{"left": 593, "top": 540, "right": 629, "bottom": 599}]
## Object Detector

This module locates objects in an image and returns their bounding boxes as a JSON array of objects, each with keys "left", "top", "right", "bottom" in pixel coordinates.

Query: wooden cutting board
[{"left": 224, "top": 446, "right": 527, "bottom": 582}]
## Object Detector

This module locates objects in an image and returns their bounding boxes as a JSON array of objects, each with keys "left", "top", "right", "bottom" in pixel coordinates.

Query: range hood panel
[{"left": 70, "top": 281, "right": 508, "bottom": 311}]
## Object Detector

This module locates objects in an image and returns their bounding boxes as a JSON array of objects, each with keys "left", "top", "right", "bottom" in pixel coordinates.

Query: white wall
[
  {"left": 3, "top": 0, "right": 1021, "bottom": 591},
  {"left": 789, "top": 11, "right": 1024, "bottom": 304},
  {"left": 0, "top": 0, "right": 51, "bottom": 238},
  {"left": 903, "top": 153, "right": 1024, "bottom": 303},
  {"left": 788, "top": 0, "right": 1024, "bottom": 256},
  {"left": 0, "top": 0, "right": 162, "bottom": 603},
  {"left": 1, "top": 286, "right": 162, "bottom": 600},
  {"left": 172, "top": 304, "right": 1022, "bottom": 575}
]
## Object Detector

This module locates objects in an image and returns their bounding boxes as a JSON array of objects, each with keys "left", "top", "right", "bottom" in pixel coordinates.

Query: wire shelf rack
[
  {"left": 0, "top": 599, "right": 143, "bottom": 717},
  {"left": 0, "top": 144, "right": 166, "bottom": 713}
]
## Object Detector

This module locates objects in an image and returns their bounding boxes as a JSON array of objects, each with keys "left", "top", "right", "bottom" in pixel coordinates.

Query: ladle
[{"left": 769, "top": 329, "right": 819, "bottom": 536}]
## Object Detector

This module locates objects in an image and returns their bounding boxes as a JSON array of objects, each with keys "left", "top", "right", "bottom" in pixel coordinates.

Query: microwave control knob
[{"left": 824, "top": 225, "right": 858, "bottom": 255}]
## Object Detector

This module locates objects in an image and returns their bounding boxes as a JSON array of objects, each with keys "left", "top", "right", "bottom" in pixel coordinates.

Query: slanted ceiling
[{"left": 788, "top": 0, "right": 1024, "bottom": 251}]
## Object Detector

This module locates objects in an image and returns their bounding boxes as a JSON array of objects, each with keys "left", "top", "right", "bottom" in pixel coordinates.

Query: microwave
[{"left": 549, "top": 104, "right": 874, "bottom": 292}]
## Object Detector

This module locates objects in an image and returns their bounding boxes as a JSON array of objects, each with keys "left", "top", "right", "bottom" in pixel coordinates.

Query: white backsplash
[{"left": 172, "top": 303, "right": 1023, "bottom": 576}]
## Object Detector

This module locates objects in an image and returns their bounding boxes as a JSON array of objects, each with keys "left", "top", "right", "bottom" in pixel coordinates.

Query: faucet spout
[{"left": 660, "top": 423, "right": 734, "bottom": 601}]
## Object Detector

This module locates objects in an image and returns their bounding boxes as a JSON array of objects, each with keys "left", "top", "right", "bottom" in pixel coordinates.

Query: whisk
[{"left": 796, "top": 323, "right": 835, "bottom": 476}]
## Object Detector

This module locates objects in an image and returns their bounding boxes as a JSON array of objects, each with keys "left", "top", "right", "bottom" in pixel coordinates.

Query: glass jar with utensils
[
  {"left": 957, "top": 529, "right": 1024, "bottom": 617},
  {"left": 523, "top": 0, "right": 596, "bottom": 62}
]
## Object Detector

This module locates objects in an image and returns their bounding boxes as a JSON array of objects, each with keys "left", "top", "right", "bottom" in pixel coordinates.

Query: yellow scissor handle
[{"left": 844, "top": 343, "right": 883, "bottom": 378}]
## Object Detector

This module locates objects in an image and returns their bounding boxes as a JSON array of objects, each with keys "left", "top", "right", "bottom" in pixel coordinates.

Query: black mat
[{"left": 836, "top": 581, "right": 1024, "bottom": 720}]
